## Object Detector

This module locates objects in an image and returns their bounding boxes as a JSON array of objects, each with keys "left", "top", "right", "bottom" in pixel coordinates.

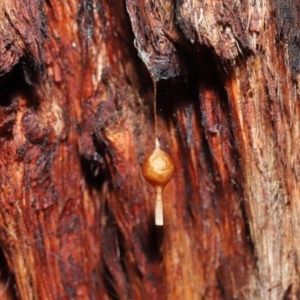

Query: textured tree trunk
[{"left": 0, "top": 0, "right": 299, "bottom": 299}]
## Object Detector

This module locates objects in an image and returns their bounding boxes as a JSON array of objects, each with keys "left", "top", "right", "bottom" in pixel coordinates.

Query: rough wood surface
[{"left": 0, "top": 0, "right": 299, "bottom": 299}]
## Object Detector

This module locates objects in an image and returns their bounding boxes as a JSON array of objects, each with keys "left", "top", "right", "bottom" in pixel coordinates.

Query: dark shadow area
[
  {"left": 146, "top": 217, "right": 164, "bottom": 260},
  {"left": 79, "top": 131, "right": 111, "bottom": 190},
  {"left": 0, "top": 64, "right": 25, "bottom": 107},
  {"left": 101, "top": 211, "right": 128, "bottom": 300},
  {"left": 80, "top": 155, "right": 107, "bottom": 189},
  {"left": 0, "top": 247, "right": 18, "bottom": 299},
  {"left": 0, "top": 63, "right": 39, "bottom": 108},
  {"left": 135, "top": 215, "right": 164, "bottom": 263},
  {"left": 101, "top": 265, "right": 120, "bottom": 300}
]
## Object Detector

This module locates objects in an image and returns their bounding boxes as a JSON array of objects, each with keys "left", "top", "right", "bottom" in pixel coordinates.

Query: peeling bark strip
[{"left": 0, "top": 0, "right": 299, "bottom": 299}]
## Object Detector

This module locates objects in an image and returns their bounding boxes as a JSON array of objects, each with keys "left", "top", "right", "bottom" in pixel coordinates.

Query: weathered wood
[{"left": 0, "top": 0, "right": 299, "bottom": 299}]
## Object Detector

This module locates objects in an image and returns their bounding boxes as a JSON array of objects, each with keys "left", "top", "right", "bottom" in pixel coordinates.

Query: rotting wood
[{"left": 0, "top": 0, "right": 299, "bottom": 299}]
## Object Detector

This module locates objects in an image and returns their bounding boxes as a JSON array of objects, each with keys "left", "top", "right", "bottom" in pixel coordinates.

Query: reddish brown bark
[{"left": 0, "top": 0, "right": 299, "bottom": 299}]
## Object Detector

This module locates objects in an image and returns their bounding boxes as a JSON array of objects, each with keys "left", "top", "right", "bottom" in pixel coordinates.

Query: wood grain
[{"left": 0, "top": 0, "right": 299, "bottom": 299}]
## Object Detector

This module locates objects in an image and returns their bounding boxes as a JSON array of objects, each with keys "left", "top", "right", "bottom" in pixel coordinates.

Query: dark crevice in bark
[
  {"left": 239, "top": 188, "right": 257, "bottom": 264},
  {"left": 102, "top": 216, "right": 130, "bottom": 300},
  {"left": 0, "top": 64, "right": 28, "bottom": 107},
  {"left": 80, "top": 156, "right": 107, "bottom": 189},
  {"left": 146, "top": 225, "right": 164, "bottom": 260},
  {"left": 282, "top": 284, "right": 292, "bottom": 300},
  {"left": 0, "top": 64, "right": 40, "bottom": 140},
  {"left": 0, "top": 63, "right": 40, "bottom": 110},
  {"left": 0, "top": 247, "right": 18, "bottom": 299},
  {"left": 102, "top": 266, "right": 120, "bottom": 300}
]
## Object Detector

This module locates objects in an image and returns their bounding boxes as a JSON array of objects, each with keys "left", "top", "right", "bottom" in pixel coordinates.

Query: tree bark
[{"left": 0, "top": 0, "right": 299, "bottom": 299}]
